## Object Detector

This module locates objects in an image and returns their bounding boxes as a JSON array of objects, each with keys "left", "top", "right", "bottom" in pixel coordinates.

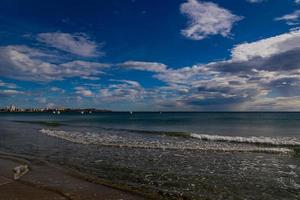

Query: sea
[{"left": 0, "top": 112, "right": 299, "bottom": 199}]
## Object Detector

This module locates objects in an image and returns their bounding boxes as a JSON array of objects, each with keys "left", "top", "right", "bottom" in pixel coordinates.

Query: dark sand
[{"left": 0, "top": 153, "right": 146, "bottom": 200}]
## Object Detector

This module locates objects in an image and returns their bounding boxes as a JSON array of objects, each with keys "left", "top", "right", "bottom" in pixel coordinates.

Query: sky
[{"left": 1, "top": 0, "right": 300, "bottom": 111}]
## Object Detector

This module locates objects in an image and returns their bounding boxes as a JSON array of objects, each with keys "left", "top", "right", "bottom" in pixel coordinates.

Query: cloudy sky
[{"left": 1, "top": 0, "right": 300, "bottom": 111}]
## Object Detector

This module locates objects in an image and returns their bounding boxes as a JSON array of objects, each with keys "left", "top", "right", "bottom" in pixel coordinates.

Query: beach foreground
[{"left": 0, "top": 153, "right": 145, "bottom": 200}]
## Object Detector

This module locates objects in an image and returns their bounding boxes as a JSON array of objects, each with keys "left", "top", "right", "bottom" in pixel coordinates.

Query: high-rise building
[{"left": 7, "top": 105, "right": 17, "bottom": 112}]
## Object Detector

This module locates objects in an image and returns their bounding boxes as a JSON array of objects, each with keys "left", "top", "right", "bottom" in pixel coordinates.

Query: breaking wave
[
  {"left": 39, "top": 129, "right": 295, "bottom": 154},
  {"left": 190, "top": 134, "right": 300, "bottom": 146}
]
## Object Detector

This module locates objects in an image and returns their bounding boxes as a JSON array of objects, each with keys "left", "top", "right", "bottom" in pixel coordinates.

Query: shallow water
[{"left": 0, "top": 112, "right": 300, "bottom": 199}]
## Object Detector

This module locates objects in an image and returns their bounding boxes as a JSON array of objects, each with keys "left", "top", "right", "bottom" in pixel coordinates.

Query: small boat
[
  {"left": 53, "top": 111, "right": 56, "bottom": 114},
  {"left": 57, "top": 111, "right": 61, "bottom": 115},
  {"left": 130, "top": 111, "right": 133, "bottom": 115},
  {"left": 81, "top": 111, "right": 84, "bottom": 114}
]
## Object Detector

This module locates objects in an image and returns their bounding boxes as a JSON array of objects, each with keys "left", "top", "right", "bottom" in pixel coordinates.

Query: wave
[
  {"left": 190, "top": 134, "right": 300, "bottom": 146},
  {"left": 52, "top": 124, "right": 300, "bottom": 147},
  {"left": 39, "top": 129, "right": 294, "bottom": 154}
]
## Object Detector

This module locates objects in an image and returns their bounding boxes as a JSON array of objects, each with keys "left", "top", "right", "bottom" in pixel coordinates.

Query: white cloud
[
  {"left": 81, "top": 76, "right": 101, "bottom": 80},
  {"left": 0, "top": 80, "right": 18, "bottom": 89},
  {"left": 180, "top": 0, "right": 242, "bottom": 40},
  {"left": 147, "top": 29, "right": 300, "bottom": 110},
  {"left": 0, "top": 45, "right": 109, "bottom": 81},
  {"left": 295, "top": 0, "right": 300, "bottom": 4},
  {"left": 98, "top": 80, "right": 144, "bottom": 101},
  {"left": 0, "top": 45, "right": 58, "bottom": 81},
  {"left": 37, "top": 32, "right": 103, "bottom": 57},
  {"left": 60, "top": 60, "right": 108, "bottom": 77},
  {"left": 75, "top": 86, "right": 93, "bottom": 97},
  {"left": 110, "top": 79, "right": 142, "bottom": 88},
  {"left": 118, "top": 61, "right": 167, "bottom": 72},
  {"left": 4, "top": 28, "right": 300, "bottom": 110},
  {"left": 60, "top": 60, "right": 108, "bottom": 69},
  {"left": 231, "top": 30, "right": 300, "bottom": 61},
  {"left": 0, "top": 89, "right": 24, "bottom": 95},
  {"left": 275, "top": 10, "right": 300, "bottom": 25},
  {"left": 50, "top": 87, "right": 65, "bottom": 93},
  {"left": 246, "top": 0, "right": 265, "bottom": 3}
]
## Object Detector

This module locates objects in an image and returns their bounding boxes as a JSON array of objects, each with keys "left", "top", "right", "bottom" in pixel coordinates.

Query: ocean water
[{"left": 0, "top": 112, "right": 300, "bottom": 199}]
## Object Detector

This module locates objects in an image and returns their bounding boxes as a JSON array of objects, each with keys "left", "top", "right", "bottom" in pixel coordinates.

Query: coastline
[{"left": 0, "top": 151, "right": 149, "bottom": 200}]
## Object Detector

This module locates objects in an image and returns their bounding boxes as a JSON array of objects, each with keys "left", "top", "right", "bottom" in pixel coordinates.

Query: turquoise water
[{"left": 0, "top": 112, "right": 300, "bottom": 199}]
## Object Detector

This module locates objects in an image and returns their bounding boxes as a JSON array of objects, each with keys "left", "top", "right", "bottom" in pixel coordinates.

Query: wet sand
[{"left": 0, "top": 153, "right": 146, "bottom": 200}]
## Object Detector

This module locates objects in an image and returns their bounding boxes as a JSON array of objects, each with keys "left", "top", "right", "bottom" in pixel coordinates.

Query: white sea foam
[
  {"left": 190, "top": 133, "right": 300, "bottom": 146},
  {"left": 39, "top": 129, "right": 294, "bottom": 154}
]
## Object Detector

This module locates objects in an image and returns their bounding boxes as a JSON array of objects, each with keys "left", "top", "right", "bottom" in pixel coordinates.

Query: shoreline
[{"left": 0, "top": 151, "right": 151, "bottom": 200}]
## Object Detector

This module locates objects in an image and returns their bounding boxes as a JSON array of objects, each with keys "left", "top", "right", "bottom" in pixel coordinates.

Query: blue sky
[{"left": 1, "top": 0, "right": 300, "bottom": 111}]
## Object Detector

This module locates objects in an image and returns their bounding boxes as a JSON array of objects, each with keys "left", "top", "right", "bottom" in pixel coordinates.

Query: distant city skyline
[
  {"left": 0, "top": 104, "right": 111, "bottom": 113},
  {"left": 1, "top": 0, "right": 300, "bottom": 111}
]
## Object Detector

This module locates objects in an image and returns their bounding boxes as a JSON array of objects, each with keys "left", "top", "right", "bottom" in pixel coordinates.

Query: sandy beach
[{"left": 0, "top": 152, "right": 146, "bottom": 200}]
